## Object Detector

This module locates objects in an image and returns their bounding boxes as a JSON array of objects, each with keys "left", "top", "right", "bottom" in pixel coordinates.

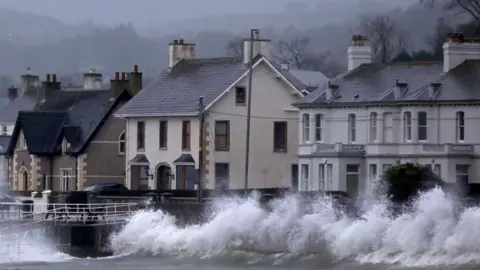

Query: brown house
[{"left": 5, "top": 66, "right": 142, "bottom": 191}]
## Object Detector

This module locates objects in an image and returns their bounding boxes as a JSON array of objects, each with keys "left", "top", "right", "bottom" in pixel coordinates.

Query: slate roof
[
  {"left": 0, "top": 135, "right": 11, "bottom": 154},
  {"left": 298, "top": 60, "right": 480, "bottom": 106},
  {"left": 115, "top": 56, "right": 308, "bottom": 117},
  {"left": 5, "top": 89, "right": 131, "bottom": 156},
  {"left": 0, "top": 89, "right": 36, "bottom": 125},
  {"left": 288, "top": 69, "right": 329, "bottom": 90}
]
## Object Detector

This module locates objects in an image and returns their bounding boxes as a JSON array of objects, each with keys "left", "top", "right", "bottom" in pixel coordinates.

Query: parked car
[{"left": 81, "top": 183, "right": 129, "bottom": 193}]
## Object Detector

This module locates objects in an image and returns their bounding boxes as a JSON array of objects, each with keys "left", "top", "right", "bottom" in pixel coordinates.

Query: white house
[
  {"left": 295, "top": 33, "right": 480, "bottom": 198},
  {"left": 115, "top": 30, "right": 328, "bottom": 191}
]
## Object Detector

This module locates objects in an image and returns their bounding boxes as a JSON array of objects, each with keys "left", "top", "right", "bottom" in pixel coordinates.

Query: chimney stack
[
  {"left": 20, "top": 67, "right": 40, "bottom": 95},
  {"left": 168, "top": 39, "right": 196, "bottom": 68},
  {"left": 347, "top": 35, "right": 372, "bottom": 71},
  {"left": 128, "top": 64, "right": 143, "bottom": 96},
  {"left": 40, "top": 73, "right": 61, "bottom": 101},
  {"left": 443, "top": 32, "right": 480, "bottom": 72},
  {"left": 110, "top": 71, "right": 130, "bottom": 98},
  {"left": 7, "top": 86, "right": 18, "bottom": 101},
  {"left": 83, "top": 69, "right": 103, "bottom": 90},
  {"left": 243, "top": 29, "right": 272, "bottom": 64},
  {"left": 52, "top": 74, "right": 57, "bottom": 83}
]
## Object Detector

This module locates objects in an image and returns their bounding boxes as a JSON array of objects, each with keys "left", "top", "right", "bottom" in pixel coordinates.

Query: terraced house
[
  {"left": 296, "top": 33, "right": 480, "bottom": 198},
  {"left": 115, "top": 31, "right": 329, "bottom": 191},
  {"left": 5, "top": 66, "right": 142, "bottom": 191}
]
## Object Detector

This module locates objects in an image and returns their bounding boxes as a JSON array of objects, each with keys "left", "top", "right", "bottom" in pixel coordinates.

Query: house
[
  {"left": 295, "top": 33, "right": 480, "bottom": 198},
  {"left": 115, "top": 31, "right": 319, "bottom": 191},
  {"left": 4, "top": 66, "right": 142, "bottom": 191}
]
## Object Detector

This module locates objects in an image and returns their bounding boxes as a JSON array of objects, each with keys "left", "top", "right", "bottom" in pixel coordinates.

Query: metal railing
[{"left": 0, "top": 202, "right": 138, "bottom": 227}]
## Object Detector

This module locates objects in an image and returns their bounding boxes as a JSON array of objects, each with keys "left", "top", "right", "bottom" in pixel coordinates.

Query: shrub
[{"left": 380, "top": 161, "right": 444, "bottom": 204}]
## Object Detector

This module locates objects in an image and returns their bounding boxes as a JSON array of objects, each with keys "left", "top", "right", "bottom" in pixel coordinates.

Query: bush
[{"left": 380, "top": 161, "right": 445, "bottom": 204}]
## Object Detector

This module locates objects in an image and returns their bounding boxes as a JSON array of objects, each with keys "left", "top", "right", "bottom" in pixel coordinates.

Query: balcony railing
[
  {"left": 312, "top": 143, "right": 474, "bottom": 156},
  {"left": 313, "top": 143, "right": 365, "bottom": 154}
]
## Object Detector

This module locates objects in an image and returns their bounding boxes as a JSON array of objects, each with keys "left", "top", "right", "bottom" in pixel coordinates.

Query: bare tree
[
  {"left": 359, "top": 15, "right": 409, "bottom": 63},
  {"left": 225, "top": 37, "right": 244, "bottom": 57},
  {"left": 420, "top": 0, "right": 480, "bottom": 25}
]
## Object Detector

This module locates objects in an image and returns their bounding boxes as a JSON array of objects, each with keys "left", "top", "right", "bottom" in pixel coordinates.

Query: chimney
[
  {"left": 40, "top": 73, "right": 61, "bottom": 101},
  {"left": 280, "top": 61, "right": 289, "bottom": 71},
  {"left": 128, "top": 64, "right": 143, "bottom": 96},
  {"left": 347, "top": 35, "right": 372, "bottom": 71},
  {"left": 243, "top": 29, "right": 272, "bottom": 64},
  {"left": 83, "top": 69, "right": 103, "bottom": 90},
  {"left": 7, "top": 85, "right": 17, "bottom": 101},
  {"left": 168, "top": 39, "right": 196, "bottom": 68},
  {"left": 110, "top": 71, "right": 127, "bottom": 98},
  {"left": 20, "top": 67, "right": 40, "bottom": 95},
  {"left": 443, "top": 32, "right": 480, "bottom": 72}
]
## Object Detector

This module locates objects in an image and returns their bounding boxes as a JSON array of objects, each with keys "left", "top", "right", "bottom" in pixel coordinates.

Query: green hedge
[{"left": 379, "top": 161, "right": 444, "bottom": 204}]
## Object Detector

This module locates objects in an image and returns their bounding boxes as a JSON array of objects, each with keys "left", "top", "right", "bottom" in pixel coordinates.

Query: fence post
[{"left": 41, "top": 190, "right": 52, "bottom": 213}]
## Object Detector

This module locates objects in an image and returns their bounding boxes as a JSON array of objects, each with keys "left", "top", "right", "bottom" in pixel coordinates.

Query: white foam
[{"left": 110, "top": 187, "right": 480, "bottom": 267}]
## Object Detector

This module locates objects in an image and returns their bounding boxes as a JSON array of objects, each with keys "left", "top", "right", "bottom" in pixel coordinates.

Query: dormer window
[{"left": 235, "top": 86, "right": 246, "bottom": 106}]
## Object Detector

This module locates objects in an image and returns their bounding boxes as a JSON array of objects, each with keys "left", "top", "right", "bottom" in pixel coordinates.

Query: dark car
[{"left": 82, "top": 183, "right": 129, "bottom": 193}]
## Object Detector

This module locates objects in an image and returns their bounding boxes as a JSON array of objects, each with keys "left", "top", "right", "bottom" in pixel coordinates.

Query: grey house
[
  {"left": 5, "top": 67, "right": 142, "bottom": 191},
  {"left": 295, "top": 33, "right": 480, "bottom": 198}
]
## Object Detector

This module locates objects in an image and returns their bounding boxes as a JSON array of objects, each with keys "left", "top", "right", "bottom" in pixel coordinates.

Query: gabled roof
[
  {"left": 298, "top": 60, "right": 480, "bottom": 107},
  {"left": 5, "top": 89, "right": 131, "bottom": 156},
  {"left": 115, "top": 56, "right": 306, "bottom": 117}
]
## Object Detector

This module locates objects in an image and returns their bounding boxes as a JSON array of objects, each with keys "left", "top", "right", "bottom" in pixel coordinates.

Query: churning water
[{"left": 109, "top": 187, "right": 480, "bottom": 267}]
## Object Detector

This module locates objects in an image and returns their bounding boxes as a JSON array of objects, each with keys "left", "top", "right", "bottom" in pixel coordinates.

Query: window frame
[
  {"left": 369, "top": 112, "right": 377, "bottom": 142},
  {"left": 404, "top": 111, "right": 412, "bottom": 142},
  {"left": 119, "top": 131, "right": 126, "bottom": 155},
  {"left": 302, "top": 113, "right": 310, "bottom": 143},
  {"left": 181, "top": 120, "right": 191, "bottom": 151},
  {"left": 60, "top": 168, "right": 74, "bottom": 191},
  {"left": 314, "top": 114, "right": 323, "bottom": 142},
  {"left": 348, "top": 113, "right": 356, "bottom": 143},
  {"left": 417, "top": 111, "right": 428, "bottom": 141},
  {"left": 215, "top": 120, "right": 230, "bottom": 151},
  {"left": 159, "top": 120, "right": 168, "bottom": 149},
  {"left": 235, "top": 86, "right": 246, "bottom": 106},
  {"left": 273, "top": 121, "right": 288, "bottom": 152},
  {"left": 136, "top": 121, "right": 145, "bottom": 151},
  {"left": 456, "top": 111, "right": 465, "bottom": 142}
]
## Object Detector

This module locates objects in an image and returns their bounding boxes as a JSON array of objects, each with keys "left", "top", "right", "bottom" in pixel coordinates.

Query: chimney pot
[
  {"left": 134, "top": 65, "right": 138, "bottom": 73},
  {"left": 46, "top": 74, "right": 51, "bottom": 82},
  {"left": 173, "top": 39, "right": 178, "bottom": 44},
  {"left": 121, "top": 72, "right": 126, "bottom": 80},
  {"left": 179, "top": 39, "right": 184, "bottom": 44},
  {"left": 115, "top": 72, "right": 120, "bottom": 80},
  {"left": 52, "top": 74, "right": 56, "bottom": 82}
]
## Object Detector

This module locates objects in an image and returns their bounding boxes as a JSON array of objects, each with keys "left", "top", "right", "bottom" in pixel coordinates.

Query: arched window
[
  {"left": 348, "top": 114, "right": 356, "bottom": 143},
  {"left": 119, "top": 131, "right": 126, "bottom": 155},
  {"left": 456, "top": 111, "right": 465, "bottom": 142},
  {"left": 302, "top": 113, "right": 310, "bottom": 143}
]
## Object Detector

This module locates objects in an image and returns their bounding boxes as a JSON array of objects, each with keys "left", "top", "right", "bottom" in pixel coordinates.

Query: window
[
  {"left": 369, "top": 164, "right": 377, "bottom": 182},
  {"left": 137, "top": 121, "right": 145, "bottom": 150},
  {"left": 314, "top": 114, "right": 323, "bottom": 142},
  {"left": 456, "top": 111, "right": 465, "bottom": 142},
  {"left": 62, "top": 139, "right": 70, "bottom": 153},
  {"left": 434, "top": 164, "right": 441, "bottom": 177},
  {"left": 235, "top": 86, "right": 246, "bottom": 105},
  {"left": 301, "top": 164, "right": 309, "bottom": 191},
  {"left": 404, "top": 111, "right": 412, "bottom": 142},
  {"left": 302, "top": 113, "right": 310, "bottom": 143},
  {"left": 382, "top": 164, "right": 392, "bottom": 172},
  {"left": 273, "top": 121, "right": 287, "bottom": 152},
  {"left": 348, "top": 114, "right": 356, "bottom": 143},
  {"left": 346, "top": 164, "right": 360, "bottom": 198},
  {"left": 215, "top": 120, "right": 229, "bottom": 151},
  {"left": 1, "top": 126, "right": 6, "bottom": 135},
  {"left": 456, "top": 164, "right": 469, "bottom": 186},
  {"left": 369, "top": 112, "right": 377, "bottom": 142},
  {"left": 215, "top": 163, "right": 229, "bottom": 190},
  {"left": 182, "top": 120, "right": 191, "bottom": 150},
  {"left": 60, "top": 168, "right": 75, "bottom": 191},
  {"left": 119, "top": 132, "right": 125, "bottom": 154},
  {"left": 19, "top": 133, "right": 26, "bottom": 149},
  {"left": 159, "top": 120, "right": 168, "bottom": 149},
  {"left": 326, "top": 164, "right": 333, "bottom": 190},
  {"left": 383, "top": 112, "right": 393, "bottom": 143},
  {"left": 318, "top": 164, "right": 325, "bottom": 190},
  {"left": 418, "top": 111, "right": 427, "bottom": 141}
]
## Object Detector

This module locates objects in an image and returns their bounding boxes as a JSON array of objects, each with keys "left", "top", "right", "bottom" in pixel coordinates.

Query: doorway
[
  {"left": 156, "top": 165, "right": 171, "bottom": 190},
  {"left": 22, "top": 171, "right": 28, "bottom": 191}
]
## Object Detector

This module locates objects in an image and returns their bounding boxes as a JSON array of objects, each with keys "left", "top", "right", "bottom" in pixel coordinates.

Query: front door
[
  {"left": 130, "top": 165, "right": 150, "bottom": 190},
  {"left": 176, "top": 165, "right": 196, "bottom": 190},
  {"left": 156, "top": 165, "right": 171, "bottom": 190},
  {"left": 291, "top": 164, "right": 298, "bottom": 190}
]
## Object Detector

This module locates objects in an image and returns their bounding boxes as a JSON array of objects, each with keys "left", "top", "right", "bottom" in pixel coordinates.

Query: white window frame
[
  {"left": 318, "top": 163, "right": 325, "bottom": 190},
  {"left": 301, "top": 164, "right": 309, "bottom": 191},
  {"left": 60, "top": 168, "right": 74, "bottom": 191},
  {"left": 455, "top": 164, "right": 470, "bottom": 185},
  {"left": 119, "top": 131, "right": 126, "bottom": 155},
  {"left": 456, "top": 111, "right": 465, "bottom": 142},
  {"left": 369, "top": 112, "right": 377, "bottom": 142},
  {"left": 417, "top": 111, "right": 428, "bottom": 141},
  {"left": 348, "top": 113, "right": 356, "bottom": 143},
  {"left": 404, "top": 111, "right": 412, "bottom": 142},
  {"left": 326, "top": 164, "right": 333, "bottom": 190},
  {"left": 314, "top": 114, "right": 323, "bottom": 142},
  {"left": 302, "top": 113, "right": 310, "bottom": 143}
]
